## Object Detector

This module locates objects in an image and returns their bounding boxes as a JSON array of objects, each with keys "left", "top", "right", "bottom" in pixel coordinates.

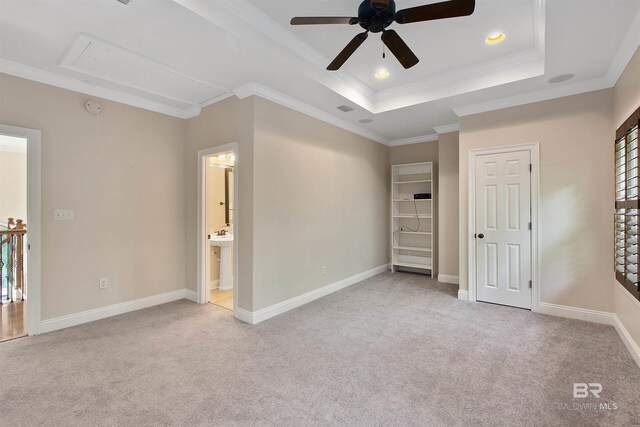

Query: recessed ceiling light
[
  {"left": 485, "top": 32, "right": 506, "bottom": 44},
  {"left": 359, "top": 119, "right": 373, "bottom": 124},
  {"left": 548, "top": 73, "right": 576, "bottom": 84},
  {"left": 374, "top": 69, "right": 390, "bottom": 80}
]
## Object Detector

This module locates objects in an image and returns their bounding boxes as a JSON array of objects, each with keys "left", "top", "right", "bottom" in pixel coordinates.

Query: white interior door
[{"left": 475, "top": 150, "right": 532, "bottom": 309}]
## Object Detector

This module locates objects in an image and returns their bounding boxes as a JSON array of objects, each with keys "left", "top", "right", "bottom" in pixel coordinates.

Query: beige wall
[
  {"left": 251, "top": 97, "right": 389, "bottom": 310},
  {"left": 390, "top": 140, "right": 438, "bottom": 165},
  {"left": 459, "top": 89, "right": 614, "bottom": 312},
  {"left": 437, "top": 132, "right": 459, "bottom": 277},
  {"left": 0, "top": 150, "right": 27, "bottom": 223},
  {"left": 0, "top": 73, "right": 187, "bottom": 320},
  {"left": 185, "top": 96, "right": 255, "bottom": 310},
  {"left": 613, "top": 46, "right": 640, "bottom": 348}
]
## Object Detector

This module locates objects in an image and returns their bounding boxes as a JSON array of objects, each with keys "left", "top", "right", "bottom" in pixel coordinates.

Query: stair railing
[{"left": 0, "top": 218, "right": 27, "bottom": 304}]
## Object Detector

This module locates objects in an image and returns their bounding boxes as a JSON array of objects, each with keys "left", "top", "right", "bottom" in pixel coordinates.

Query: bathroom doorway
[{"left": 197, "top": 143, "right": 238, "bottom": 314}]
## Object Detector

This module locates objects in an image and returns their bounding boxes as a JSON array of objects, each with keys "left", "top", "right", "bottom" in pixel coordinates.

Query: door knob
[{"left": 478, "top": 233, "right": 485, "bottom": 239}]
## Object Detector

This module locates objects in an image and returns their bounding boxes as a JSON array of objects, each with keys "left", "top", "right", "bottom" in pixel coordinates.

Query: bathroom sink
[
  {"left": 210, "top": 234, "right": 233, "bottom": 291},
  {"left": 209, "top": 234, "right": 233, "bottom": 248}
]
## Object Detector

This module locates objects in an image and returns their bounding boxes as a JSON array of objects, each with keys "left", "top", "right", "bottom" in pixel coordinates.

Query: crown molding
[
  {"left": 233, "top": 82, "right": 390, "bottom": 146},
  {"left": 452, "top": 76, "right": 612, "bottom": 117},
  {"left": 434, "top": 123, "right": 460, "bottom": 134},
  {"left": 389, "top": 134, "right": 439, "bottom": 147},
  {"left": 606, "top": 5, "right": 640, "bottom": 86},
  {"left": 0, "top": 59, "right": 201, "bottom": 119}
]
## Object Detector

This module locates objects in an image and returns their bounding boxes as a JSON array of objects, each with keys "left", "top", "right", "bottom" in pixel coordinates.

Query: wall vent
[{"left": 337, "top": 105, "right": 354, "bottom": 112}]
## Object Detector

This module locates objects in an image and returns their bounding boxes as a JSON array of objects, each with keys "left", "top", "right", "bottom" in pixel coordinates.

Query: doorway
[
  {"left": 0, "top": 124, "right": 41, "bottom": 339},
  {"left": 197, "top": 143, "right": 238, "bottom": 315},
  {"left": 468, "top": 143, "right": 540, "bottom": 311}
]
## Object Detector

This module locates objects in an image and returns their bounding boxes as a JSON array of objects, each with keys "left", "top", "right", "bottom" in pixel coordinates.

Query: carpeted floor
[{"left": 1, "top": 272, "right": 639, "bottom": 426}]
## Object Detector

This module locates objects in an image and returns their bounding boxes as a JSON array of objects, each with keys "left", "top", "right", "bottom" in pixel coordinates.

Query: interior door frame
[
  {"left": 0, "top": 124, "right": 42, "bottom": 335},
  {"left": 197, "top": 142, "right": 238, "bottom": 315},
  {"left": 467, "top": 143, "right": 540, "bottom": 312}
]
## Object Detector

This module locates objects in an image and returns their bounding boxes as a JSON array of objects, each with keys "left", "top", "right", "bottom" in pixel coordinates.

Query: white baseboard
[
  {"left": 238, "top": 263, "right": 390, "bottom": 325},
  {"left": 537, "top": 302, "right": 614, "bottom": 325},
  {"left": 438, "top": 274, "right": 459, "bottom": 285},
  {"left": 234, "top": 308, "right": 253, "bottom": 324},
  {"left": 613, "top": 314, "right": 640, "bottom": 368},
  {"left": 210, "top": 280, "right": 220, "bottom": 290},
  {"left": 185, "top": 289, "right": 197, "bottom": 302},
  {"left": 457, "top": 289, "right": 469, "bottom": 301},
  {"left": 37, "top": 289, "right": 190, "bottom": 334}
]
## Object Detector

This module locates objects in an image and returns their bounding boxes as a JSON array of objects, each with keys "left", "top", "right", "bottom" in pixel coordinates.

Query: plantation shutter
[{"left": 615, "top": 107, "right": 640, "bottom": 302}]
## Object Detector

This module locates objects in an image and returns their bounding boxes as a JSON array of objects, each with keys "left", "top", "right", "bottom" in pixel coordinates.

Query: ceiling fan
[{"left": 291, "top": 0, "right": 475, "bottom": 71}]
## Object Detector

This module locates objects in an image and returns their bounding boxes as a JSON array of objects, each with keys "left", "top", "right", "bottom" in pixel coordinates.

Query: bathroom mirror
[{"left": 224, "top": 167, "right": 234, "bottom": 226}]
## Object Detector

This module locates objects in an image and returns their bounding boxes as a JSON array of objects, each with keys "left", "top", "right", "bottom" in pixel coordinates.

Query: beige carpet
[{"left": 1, "top": 272, "right": 639, "bottom": 426}]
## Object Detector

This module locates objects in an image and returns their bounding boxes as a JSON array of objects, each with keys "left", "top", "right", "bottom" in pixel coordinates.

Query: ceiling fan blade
[
  {"left": 395, "top": 0, "right": 475, "bottom": 24},
  {"left": 327, "top": 32, "right": 368, "bottom": 71},
  {"left": 381, "top": 30, "right": 419, "bottom": 69},
  {"left": 291, "top": 17, "right": 358, "bottom": 25}
]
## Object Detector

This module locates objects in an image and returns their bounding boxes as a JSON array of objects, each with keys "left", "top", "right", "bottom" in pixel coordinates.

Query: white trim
[
  {"left": 185, "top": 289, "right": 197, "bottom": 302},
  {"left": 535, "top": 300, "right": 640, "bottom": 367},
  {"left": 197, "top": 143, "right": 239, "bottom": 317},
  {"left": 434, "top": 124, "right": 460, "bottom": 135},
  {"left": 233, "top": 82, "right": 389, "bottom": 146},
  {"left": 438, "top": 274, "right": 459, "bottom": 285},
  {"left": 0, "top": 124, "right": 42, "bottom": 336},
  {"left": 467, "top": 143, "right": 541, "bottom": 312},
  {"left": 390, "top": 134, "right": 438, "bottom": 147},
  {"left": 234, "top": 308, "right": 253, "bottom": 324},
  {"left": 613, "top": 314, "right": 640, "bottom": 369},
  {"left": 374, "top": 48, "right": 545, "bottom": 113},
  {"left": 453, "top": 76, "right": 612, "bottom": 117},
  {"left": 209, "top": 280, "right": 220, "bottom": 290},
  {"left": 38, "top": 289, "right": 190, "bottom": 334},
  {"left": 236, "top": 264, "right": 389, "bottom": 325},
  {"left": 458, "top": 289, "right": 469, "bottom": 301},
  {"left": 0, "top": 59, "right": 202, "bottom": 119},
  {"left": 538, "top": 302, "right": 613, "bottom": 325}
]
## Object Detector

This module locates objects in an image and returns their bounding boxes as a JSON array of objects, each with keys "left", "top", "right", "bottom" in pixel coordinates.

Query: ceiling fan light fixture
[
  {"left": 485, "top": 32, "right": 506, "bottom": 44},
  {"left": 375, "top": 69, "right": 390, "bottom": 79}
]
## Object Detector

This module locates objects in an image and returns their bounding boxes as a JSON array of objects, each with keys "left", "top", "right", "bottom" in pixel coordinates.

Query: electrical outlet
[
  {"left": 99, "top": 278, "right": 108, "bottom": 289},
  {"left": 322, "top": 266, "right": 327, "bottom": 275},
  {"left": 54, "top": 209, "right": 74, "bottom": 221}
]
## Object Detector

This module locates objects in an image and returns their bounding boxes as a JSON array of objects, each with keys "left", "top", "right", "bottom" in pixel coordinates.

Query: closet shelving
[{"left": 391, "top": 162, "right": 436, "bottom": 275}]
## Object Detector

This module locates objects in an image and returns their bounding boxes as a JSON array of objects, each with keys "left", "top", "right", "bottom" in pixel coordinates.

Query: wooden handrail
[
  {"left": 1, "top": 217, "right": 27, "bottom": 304},
  {"left": 0, "top": 229, "right": 27, "bottom": 236}
]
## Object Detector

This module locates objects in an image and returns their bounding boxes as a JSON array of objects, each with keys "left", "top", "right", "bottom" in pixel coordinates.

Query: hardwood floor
[
  {"left": 1, "top": 300, "right": 27, "bottom": 342},
  {"left": 210, "top": 289, "right": 233, "bottom": 311}
]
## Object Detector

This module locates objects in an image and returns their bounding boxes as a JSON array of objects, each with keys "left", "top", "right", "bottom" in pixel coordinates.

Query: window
[{"left": 615, "top": 107, "right": 640, "bottom": 302}]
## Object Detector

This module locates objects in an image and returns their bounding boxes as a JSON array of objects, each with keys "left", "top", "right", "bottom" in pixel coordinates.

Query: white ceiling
[{"left": 0, "top": 0, "right": 639, "bottom": 144}]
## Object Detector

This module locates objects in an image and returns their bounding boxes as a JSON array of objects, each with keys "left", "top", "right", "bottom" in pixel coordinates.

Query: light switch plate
[{"left": 54, "top": 209, "right": 74, "bottom": 221}]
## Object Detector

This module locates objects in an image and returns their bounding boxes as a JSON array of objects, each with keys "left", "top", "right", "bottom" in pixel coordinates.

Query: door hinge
[
  {"left": 529, "top": 280, "right": 532, "bottom": 289},
  {"left": 529, "top": 164, "right": 532, "bottom": 172},
  {"left": 528, "top": 222, "right": 532, "bottom": 230}
]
